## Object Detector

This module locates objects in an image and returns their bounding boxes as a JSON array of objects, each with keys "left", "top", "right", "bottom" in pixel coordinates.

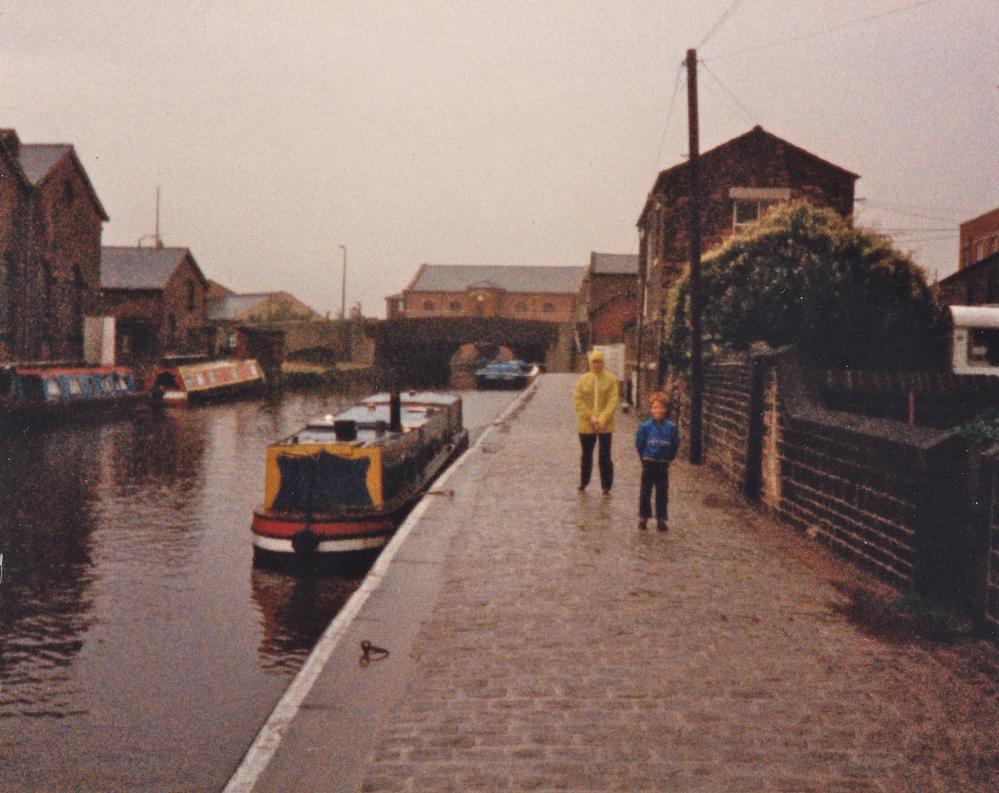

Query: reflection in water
[
  {"left": 0, "top": 388, "right": 513, "bottom": 791},
  {"left": 250, "top": 561, "right": 369, "bottom": 675},
  {"left": 0, "top": 420, "right": 102, "bottom": 719}
]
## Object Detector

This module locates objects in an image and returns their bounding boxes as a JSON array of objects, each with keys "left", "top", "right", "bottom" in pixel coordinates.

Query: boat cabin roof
[
  {"left": 950, "top": 305, "right": 999, "bottom": 330},
  {"left": 286, "top": 392, "right": 459, "bottom": 447}
]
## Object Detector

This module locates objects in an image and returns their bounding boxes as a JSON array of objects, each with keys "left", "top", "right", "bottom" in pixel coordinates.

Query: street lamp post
[{"left": 338, "top": 245, "right": 347, "bottom": 320}]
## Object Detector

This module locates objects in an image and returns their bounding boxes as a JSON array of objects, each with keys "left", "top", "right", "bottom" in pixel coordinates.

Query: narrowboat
[
  {"left": 148, "top": 355, "right": 265, "bottom": 405},
  {"left": 0, "top": 362, "right": 145, "bottom": 418},
  {"left": 251, "top": 391, "right": 469, "bottom": 558},
  {"left": 474, "top": 359, "right": 539, "bottom": 390}
]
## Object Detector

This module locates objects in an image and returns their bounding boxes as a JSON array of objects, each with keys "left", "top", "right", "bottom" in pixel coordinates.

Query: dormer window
[{"left": 730, "top": 187, "right": 790, "bottom": 231}]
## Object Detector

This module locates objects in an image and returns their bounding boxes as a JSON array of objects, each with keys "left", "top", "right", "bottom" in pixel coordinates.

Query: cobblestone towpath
[{"left": 237, "top": 374, "right": 998, "bottom": 793}]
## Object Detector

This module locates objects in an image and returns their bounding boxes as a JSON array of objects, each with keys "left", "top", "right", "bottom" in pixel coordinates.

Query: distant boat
[
  {"left": 251, "top": 391, "right": 469, "bottom": 558},
  {"left": 474, "top": 359, "right": 539, "bottom": 390},
  {"left": 0, "top": 362, "right": 145, "bottom": 418},
  {"left": 148, "top": 355, "right": 265, "bottom": 405}
]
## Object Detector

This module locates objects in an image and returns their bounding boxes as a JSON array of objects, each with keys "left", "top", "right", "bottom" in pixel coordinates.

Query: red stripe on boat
[{"left": 251, "top": 513, "right": 395, "bottom": 539}]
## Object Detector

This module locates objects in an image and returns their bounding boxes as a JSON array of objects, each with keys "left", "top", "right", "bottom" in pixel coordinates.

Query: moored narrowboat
[
  {"left": 0, "top": 362, "right": 145, "bottom": 418},
  {"left": 148, "top": 355, "right": 265, "bottom": 405},
  {"left": 251, "top": 391, "right": 469, "bottom": 558}
]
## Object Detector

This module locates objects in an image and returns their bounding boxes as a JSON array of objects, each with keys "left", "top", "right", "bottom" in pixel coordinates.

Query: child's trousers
[{"left": 639, "top": 459, "right": 670, "bottom": 520}]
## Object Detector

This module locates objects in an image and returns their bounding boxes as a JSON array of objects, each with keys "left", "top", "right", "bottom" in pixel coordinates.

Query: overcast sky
[{"left": 2, "top": 1, "right": 995, "bottom": 317}]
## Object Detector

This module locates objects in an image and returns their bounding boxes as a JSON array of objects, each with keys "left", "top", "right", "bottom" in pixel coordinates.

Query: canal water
[{"left": 0, "top": 388, "right": 517, "bottom": 792}]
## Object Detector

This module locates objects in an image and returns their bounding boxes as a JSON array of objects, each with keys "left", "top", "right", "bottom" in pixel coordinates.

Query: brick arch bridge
[{"left": 368, "top": 317, "right": 566, "bottom": 388}]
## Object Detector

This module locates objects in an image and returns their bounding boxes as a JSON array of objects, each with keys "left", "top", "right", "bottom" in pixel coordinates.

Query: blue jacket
[{"left": 635, "top": 418, "right": 680, "bottom": 462}]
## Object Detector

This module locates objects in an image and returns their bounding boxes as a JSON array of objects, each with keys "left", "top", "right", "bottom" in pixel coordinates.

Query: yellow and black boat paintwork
[{"left": 251, "top": 391, "right": 468, "bottom": 557}]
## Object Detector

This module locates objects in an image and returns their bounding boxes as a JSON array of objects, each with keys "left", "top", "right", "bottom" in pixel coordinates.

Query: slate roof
[
  {"left": 18, "top": 145, "right": 72, "bottom": 184},
  {"left": 407, "top": 264, "right": 585, "bottom": 294},
  {"left": 18, "top": 143, "right": 110, "bottom": 220},
  {"left": 590, "top": 252, "right": 639, "bottom": 275},
  {"left": 936, "top": 251, "right": 999, "bottom": 289},
  {"left": 100, "top": 247, "right": 200, "bottom": 290}
]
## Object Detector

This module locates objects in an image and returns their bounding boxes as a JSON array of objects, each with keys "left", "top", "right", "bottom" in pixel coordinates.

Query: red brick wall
[
  {"left": 0, "top": 157, "right": 28, "bottom": 360},
  {"left": 161, "top": 255, "right": 208, "bottom": 352},
  {"left": 689, "top": 349, "right": 973, "bottom": 601},
  {"left": 35, "top": 155, "right": 103, "bottom": 359},
  {"left": 588, "top": 273, "right": 637, "bottom": 344},
  {"left": 636, "top": 130, "right": 856, "bottom": 396},
  {"left": 959, "top": 208, "right": 999, "bottom": 269},
  {"left": 403, "top": 289, "right": 576, "bottom": 323}
]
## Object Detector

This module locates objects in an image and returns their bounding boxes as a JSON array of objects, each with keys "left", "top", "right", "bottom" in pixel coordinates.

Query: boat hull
[{"left": 252, "top": 422, "right": 469, "bottom": 559}]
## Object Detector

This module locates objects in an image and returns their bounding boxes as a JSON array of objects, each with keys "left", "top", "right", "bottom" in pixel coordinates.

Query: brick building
[
  {"left": 0, "top": 129, "right": 108, "bottom": 361},
  {"left": 100, "top": 246, "right": 209, "bottom": 362},
  {"left": 579, "top": 252, "right": 639, "bottom": 347},
  {"left": 933, "top": 207, "right": 999, "bottom": 307},
  {"left": 397, "top": 264, "right": 584, "bottom": 324},
  {"left": 635, "top": 125, "right": 858, "bottom": 392},
  {"left": 959, "top": 207, "right": 999, "bottom": 270}
]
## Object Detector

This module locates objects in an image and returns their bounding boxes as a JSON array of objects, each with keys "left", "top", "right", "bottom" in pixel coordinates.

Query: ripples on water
[{"left": 0, "top": 388, "right": 513, "bottom": 791}]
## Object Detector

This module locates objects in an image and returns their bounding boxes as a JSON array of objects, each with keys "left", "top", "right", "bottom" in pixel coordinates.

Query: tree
[{"left": 664, "top": 203, "right": 950, "bottom": 370}]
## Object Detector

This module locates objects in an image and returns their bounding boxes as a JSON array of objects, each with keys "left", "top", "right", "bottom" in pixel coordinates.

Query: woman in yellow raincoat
[{"left": 572, "top": 349, "right": 620, "bottom": 495}]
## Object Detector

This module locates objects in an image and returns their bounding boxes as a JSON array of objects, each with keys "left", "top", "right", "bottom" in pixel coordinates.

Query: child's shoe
[
  {"left": 656, "top": 519, "right": 668, "bottom": 532},
  {"left": 638, "top": 519, "right": 647, "bottom": 530}
]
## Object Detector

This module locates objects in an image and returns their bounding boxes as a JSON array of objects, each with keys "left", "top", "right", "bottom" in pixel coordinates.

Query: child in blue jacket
[{"left": 635, "top": 391, "right": 680, "bottom": 531}]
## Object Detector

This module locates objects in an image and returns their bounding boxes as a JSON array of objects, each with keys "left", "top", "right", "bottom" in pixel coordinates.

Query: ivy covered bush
[{"left": 664, "top": 203, "right": 951, "bottom": 370}]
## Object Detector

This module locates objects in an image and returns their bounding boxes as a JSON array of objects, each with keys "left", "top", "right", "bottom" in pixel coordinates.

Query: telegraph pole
[{"left": 686, "top": 48, "right": 703, "bottom": 464}]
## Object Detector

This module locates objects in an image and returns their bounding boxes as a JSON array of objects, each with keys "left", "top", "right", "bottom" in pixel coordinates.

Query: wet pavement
[
  {"left": 235, "top": 374, "right": 999, "bottom": 793},
  {"left": 0, "top": 389, "right": 516, "bottom": 793}
]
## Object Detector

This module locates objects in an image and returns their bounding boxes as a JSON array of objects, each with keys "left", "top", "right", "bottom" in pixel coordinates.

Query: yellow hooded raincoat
[{"left": 572, "top": 353, "right": 620, "bottom": 434}]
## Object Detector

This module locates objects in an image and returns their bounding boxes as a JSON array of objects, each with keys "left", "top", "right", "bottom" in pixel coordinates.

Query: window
[
  {"left": 730, "top": 187, "right": 790, "bottom": 231},
  {"left": 968, "top": 329, "right": 999, "bottom": 367},
  {"left": 187, "top": 281, "right": 197, "bottom": 312},
  {"left": 0, "top": 255, "right": 11, "bottom": 332},
  {"left": 422, "top": 300, "right": 435, "bottom": 311},
  {"left": 71, "top": 266, "right": 84, "bottom": 330},
  {"left": 542, "top": 302, "right": 555, "bottom": 314},
  {"left": 44, "top": 378, "right": 62, "bottom": 398},
  {"left": 449, "top": 301, "right": 462, "bottom": 311},
  {"left": 39, "top": 262, "right": 53, "bottom": 338},
  {"left": 515, "top": 302, "right": 528, "bottom": 313}
]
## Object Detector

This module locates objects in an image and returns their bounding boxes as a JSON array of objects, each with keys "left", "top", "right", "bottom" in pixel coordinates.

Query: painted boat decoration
[
  {"left": 474, "top": 359, "right": 539, "bottom": 390},
  {"left": 0, "top": 362, "right": 145, "bottom": 417},
  {"left": 251, "top": 391, "right": 469, "bottom": 557},
  {"left": 148, "top": 355, "right": 265, "bottom": 405}
]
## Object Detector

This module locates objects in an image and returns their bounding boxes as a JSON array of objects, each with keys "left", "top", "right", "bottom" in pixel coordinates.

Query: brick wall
[
  {"left": 37, "top": 155, "right": 103, "bottom": 360},
  {"left": 403, "top": 289, "right": 577, "bottom": 323},
  {"left": 587, "top": 273, "right": 638, "bottom": 345},
  {"left": 977, "top": 449, "right": 999, "bottom": 629},
  {"left": 701, "top": 355, "right": 755, "bottom": 487},
  {"left": 691, "top": 348, "right": 979, "bottom": 604}
]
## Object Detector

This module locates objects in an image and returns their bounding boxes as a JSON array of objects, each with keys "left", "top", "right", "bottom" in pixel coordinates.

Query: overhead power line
[
  {"left": 707, "top": 0, "right": 941, "bottom": 60},
  {"left": 856, "top": 199, "right": 960, "bottom": 224},
  {"left": 651, "top": 62, "right": 685, "bottom": 175},
  {"left": 698, "top": 58, "right": 758, "bottom": 126},
  {"left": 697, "top": 0, "right": 745, "bottom": 49}
]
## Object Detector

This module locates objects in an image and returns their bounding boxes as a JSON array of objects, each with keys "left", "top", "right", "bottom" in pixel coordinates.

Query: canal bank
[{"left": 227, "top": 374, "right": 999, "bottom": 793}]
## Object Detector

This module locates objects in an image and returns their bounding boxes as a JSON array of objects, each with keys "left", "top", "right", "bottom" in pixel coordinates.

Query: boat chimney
[
  {"left": 333, "top": 419, "right": 357, "bottom": 441},
  {"left": 389, "top": 390, "right": 402, "bottom": 432}
]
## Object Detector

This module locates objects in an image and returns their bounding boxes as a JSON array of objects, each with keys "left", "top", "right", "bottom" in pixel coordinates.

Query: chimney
[{"left": 0, "top": 129, "right": 21, "bottom": 157}]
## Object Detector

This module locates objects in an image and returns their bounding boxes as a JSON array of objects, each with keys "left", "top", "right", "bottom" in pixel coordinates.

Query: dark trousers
[
  {"left": 639, "top": 460, "right": 670, "bottom": 520},
  {"left": 579, "top": 432, "right": 613, "bottom": 491}
]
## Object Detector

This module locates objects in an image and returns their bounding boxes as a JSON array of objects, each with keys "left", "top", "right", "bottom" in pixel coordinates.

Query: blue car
[{"left": 473, "top": 360, "right": 539, "bottom": 390}]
